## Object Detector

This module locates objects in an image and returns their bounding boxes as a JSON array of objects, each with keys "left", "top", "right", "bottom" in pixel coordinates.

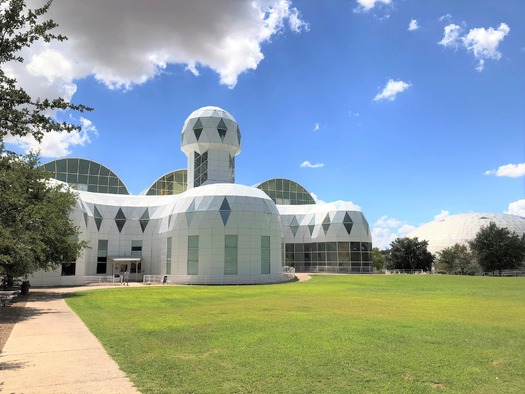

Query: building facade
[{"left": 34, "top": 106, "right": 372, "bottom": 286}]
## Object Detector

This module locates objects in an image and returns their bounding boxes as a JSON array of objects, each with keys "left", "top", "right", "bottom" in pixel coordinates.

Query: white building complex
[{"left": 32, "top": 106, "right": 372, "bottom": 286}]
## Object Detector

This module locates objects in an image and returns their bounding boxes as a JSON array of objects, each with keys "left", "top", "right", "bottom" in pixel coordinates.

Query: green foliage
[
  {"left": 469, "top": 222, "right": 525, "bottom": 274},
  {"left": 372, "top": 246, "right": 385, "bottom": 271},
  {"left": 386, "top": 237, "right": 434, "bottom": 271},
  {"left": 67, "top": 276, "right": 525, "bottom": 393},
  {"left": 436, "top": 243, "right": 478, "bottom": 275},
  {"left": 0, "top": 146, "right": 86, "bottom": 284},
  {"left": 0, "top": 0, "right": 91, "bottom": 142}
]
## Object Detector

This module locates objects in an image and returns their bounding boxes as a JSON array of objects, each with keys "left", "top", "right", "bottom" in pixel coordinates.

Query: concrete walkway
[{"left": 0, "top": 286, "right": 140, "bottom": 393}]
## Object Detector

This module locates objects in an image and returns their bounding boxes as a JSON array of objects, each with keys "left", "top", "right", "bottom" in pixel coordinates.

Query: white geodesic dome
[{"left": 407, "top": 212, "right": 525, "bottom": 254}]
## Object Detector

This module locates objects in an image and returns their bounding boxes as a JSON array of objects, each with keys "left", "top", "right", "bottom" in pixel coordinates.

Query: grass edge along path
[{"left": 66, "top": 275, "right": 525, "bottom": 393}]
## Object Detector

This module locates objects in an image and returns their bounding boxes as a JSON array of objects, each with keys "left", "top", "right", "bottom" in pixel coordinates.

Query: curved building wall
[
  {"left": 29, "top": 184, "right": 285, "bottom": 286},
  {"left": 407, "top": 212, "right": 525, "bottom": 255},
  {"left": 163, "top": 184, "right": 283, "bottom": 284},
  {"left": 279, "top": 202, "right": 372, "bottom": 273}
]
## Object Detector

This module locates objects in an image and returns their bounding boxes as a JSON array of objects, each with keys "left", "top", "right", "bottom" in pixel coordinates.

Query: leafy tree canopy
[
  {"left": 436, "top": 243, "right": 478, "bottom": 275},
  {"left": 386, "top": 237, "right": 434, "bottom": 271},
  {"left": 0, "top": 0, "right": 91, "bottom": 143},
  {"left": 0, "top": 146, "right": 86, "bottom": 285},
  {"left": 469, "top": 222, "right": 525, "bottom": 274},
  {"left": 372, "top": 247, "right": 386, "bottom": 271}
]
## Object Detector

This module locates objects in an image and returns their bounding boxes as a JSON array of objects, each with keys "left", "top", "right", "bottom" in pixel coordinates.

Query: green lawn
[{"left": 66, "top": 275, "right": 525, "bottom": 393}]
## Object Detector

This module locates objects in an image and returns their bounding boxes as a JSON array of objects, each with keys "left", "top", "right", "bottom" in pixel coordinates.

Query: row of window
[
  {"left": 146, "top": 170, "right": 188, "bottom": 196},
  {"left": 285, "top": 242, "right": 373, "bottom": 267},
  {"left": 43, "top": 158, "right": 129, "bottom": 194},
  {"left": 165, "top": 235, "right": 272, "bottom": 276},
  {"left": 194, "top": 151, "right": 208, "bottom": 187},
  {"left": 286, "top": 242, "right": 372, "bottom": 253}
]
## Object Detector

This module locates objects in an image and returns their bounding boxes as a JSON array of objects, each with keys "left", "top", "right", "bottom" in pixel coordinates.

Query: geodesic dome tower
[{"left": 181, "top": 106, "right": 241, "bottom": 189}]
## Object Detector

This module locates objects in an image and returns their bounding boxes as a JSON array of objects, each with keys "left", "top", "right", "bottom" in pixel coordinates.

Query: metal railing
[
  {"left": 83, "top": 275, "right": 122, "bottom": 285},
  {"left": 385, "top": 269, "right": 426, "bottom": 275}
]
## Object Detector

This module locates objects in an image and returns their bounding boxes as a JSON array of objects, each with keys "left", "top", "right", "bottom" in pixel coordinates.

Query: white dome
[
  {"left": 185, "top": 106, "right": 237, "bottom": 123},
  {"left": 180, "top": 106, "right": 241, "bottom": 155},
  {"left": 407, "top": 212, "right": 525, "bottom": 254}
]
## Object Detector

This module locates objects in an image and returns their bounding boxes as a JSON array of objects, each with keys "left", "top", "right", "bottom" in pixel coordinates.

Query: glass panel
[
  {"left": 261, "top": 236, "right": 270, "bottom": 248},
  {"left": 78, "top": 159, "right": 89, "bottom": 173},
  {"left": 56, "top": 159, "right": 66, "bottom": 173},
  {"left": 188, "top": 235, "right": 199, "bottom": 248},
  {"left": 225, "top": 235, "right": 238, "bottom": 248},
  {"left": 68, "top": 159, "right": 79, "bottom": 173},
  {"left": 338, "top": 242, "right": 349, "bottom": 252}
]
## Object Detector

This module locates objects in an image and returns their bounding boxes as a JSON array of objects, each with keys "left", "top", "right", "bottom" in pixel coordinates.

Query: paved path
[
  {"left": 0, "top": 286, "right": 140, "bottom": 393},
  {"left": 0, "top": 275, "right": 310, "bottom": 393}
]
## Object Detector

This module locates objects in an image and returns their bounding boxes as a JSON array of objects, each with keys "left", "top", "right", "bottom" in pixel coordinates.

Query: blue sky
[{"left": 5, "top": 0, "right": 525, "bottom": 249}]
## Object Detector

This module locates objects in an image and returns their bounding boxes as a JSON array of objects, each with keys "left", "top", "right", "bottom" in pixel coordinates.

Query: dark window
[
  {"left": 96, "top": 263, "right": 107, "bottom": 274},
  {"left": 61, "top": 262, "right": 76, "bottom": 276}
]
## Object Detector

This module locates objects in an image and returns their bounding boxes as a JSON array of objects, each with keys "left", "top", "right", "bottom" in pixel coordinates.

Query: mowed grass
[{"left": 66, "top": 275, "right": 525, "bottom": 393}]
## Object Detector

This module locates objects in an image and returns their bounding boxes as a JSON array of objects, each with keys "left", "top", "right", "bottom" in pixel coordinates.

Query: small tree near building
[
  {"left": 436, "top": 243, "right": 478, "bottom": 275},
  {"left": 372, "top": 247, "right": 386, "bottom": 271},
  {"left": 469, "top": 222, "right": 525, "bottom": 275},
  {"left": 0, "top": 148, "right": 87, "bottom": 287},
  {"left": 386, "top": 237, "right": 434, "bottom": 272}
]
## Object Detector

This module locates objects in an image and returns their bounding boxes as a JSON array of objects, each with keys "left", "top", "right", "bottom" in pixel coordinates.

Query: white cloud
[
  {"left": 300, "top": 161, "right": 325, "bottom": 168},
  {"left": 463, "top": 23, "right": 510, "bottom": 71},
  {"left": 288, "top": 7, "right": 310, "bottom": 32},
  {"left": 372, "top": 215, "right": 415, "bottom": 250},
  {"left": 374, "top": 215, "right": 401, "bottom": 228},
  {"left": 5, "top": 116, "right": 97, "bottom": 158},
  {"left": 439, "top": 22, "right": 510, "bottom": 71},
  {"left": 313, "top": 123, "right": 320, "bottom": 131},
  {"left": 434, "top": 210, "right": 450, "bottom": 221},
  {"left": 506, "top": 199, "right": 525, "bottom": 216},
  {"left": 438, "top": 23, "right": 463, "bottom": 47},
  {"left": 484, "top": 163, "right": 525, "bottom": 177},
  {"left": 354, "top": 0, "right": 392, "bottom": 12},
  {"left": 309, "top": 192, "right": 326, "bottom": 204},
  {"left": 373, "top": 79, "right": 411, "bottom": 101},
  {"left": 439, "top": 14, "right": 452, "bottom": 22},
  {"left": 34, "top": 0, "right": 309, "bottom": 89},
  {"left": 348, "top": 111, "right": 360, "bottom": 118},
  {"left": 408, "top": 19, "right": 419, "bottom": 31},
  {"left": 6, "top": 0, "right": 308, "bottom": 155}
]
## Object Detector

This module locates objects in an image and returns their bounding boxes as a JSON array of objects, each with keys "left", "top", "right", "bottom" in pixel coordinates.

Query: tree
[
  {"left": 386, "top": 237, "right": 434, "bottom": 272},
  {"left": 372, "top": 247, "right": 386, "bottom": 271},
  {"left": 436, "top": 243, "right": 478, "bottom": 275},
  {"left": 469, "top": 222, "right": 525, "bottom": 275},
  {"left": 0, "top": 0, "right": 91, "bottom": 143},
  {"left": 0, "top": 147, "right": 86, "bottom": 287}
]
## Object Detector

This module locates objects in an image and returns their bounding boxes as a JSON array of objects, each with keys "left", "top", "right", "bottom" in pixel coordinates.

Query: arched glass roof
[
  {"left": 143, "top": 169, "right": 188, "bottom": 196},
  {"left": 41, "top": 158, "right": 129, "bottom": 195},
  {"left": 256, "top": 178, "right": 315, "bottom": 205}
]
